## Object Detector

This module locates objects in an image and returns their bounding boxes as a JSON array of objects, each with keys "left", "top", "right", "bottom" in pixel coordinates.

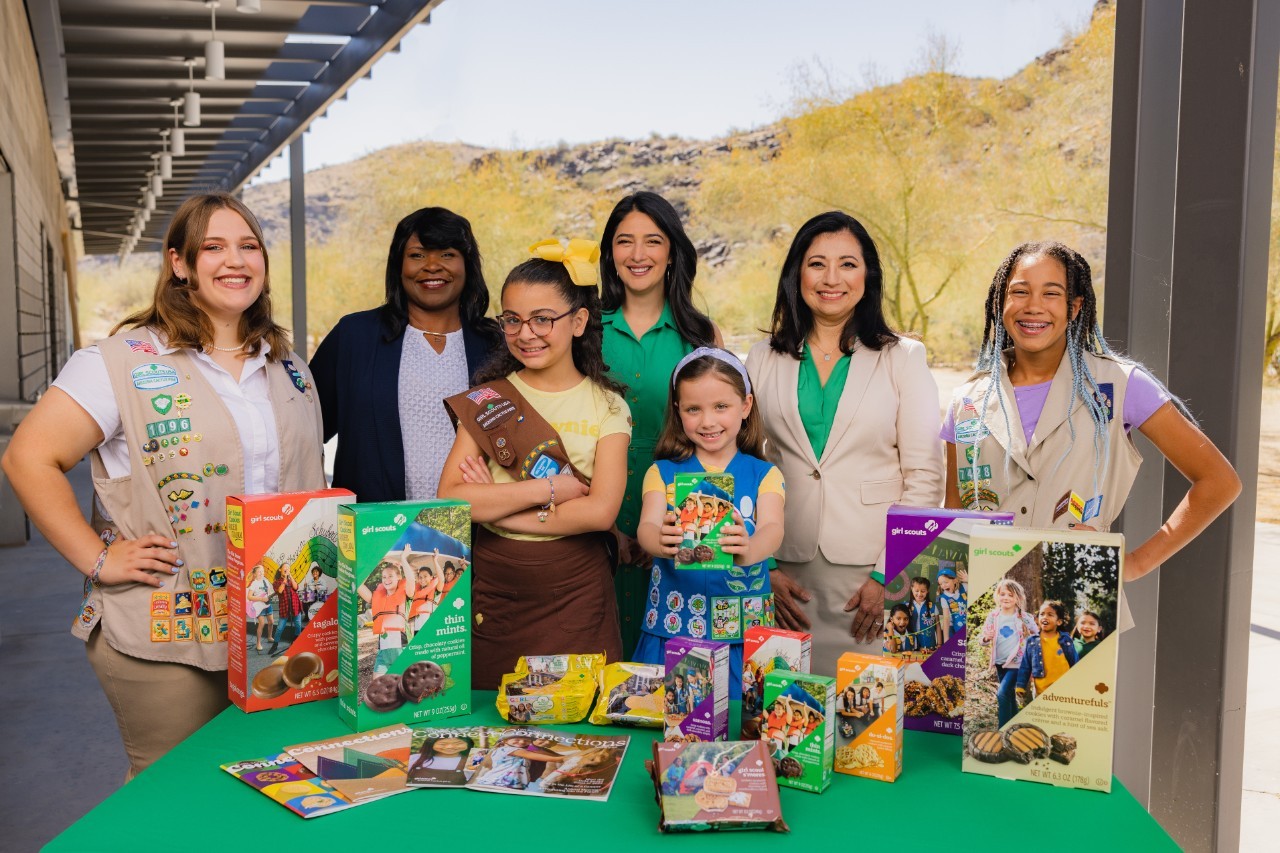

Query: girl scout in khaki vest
[
  {"left": 2, "top": 194, "right": 325, "bottom": 777},
  {"left": 942, "top": 241, "right": 1240, "bottom": 582}
]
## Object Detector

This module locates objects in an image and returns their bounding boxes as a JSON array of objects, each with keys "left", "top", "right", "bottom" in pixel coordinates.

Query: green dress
[
  {"left": 796, "top": 343, "right": 852, "bottom": 460},
  {"left": 601, "top": 303, "right": 696, "bottom": 655}
]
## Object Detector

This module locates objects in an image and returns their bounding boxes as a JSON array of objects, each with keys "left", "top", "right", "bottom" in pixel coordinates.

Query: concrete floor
[{"left": 0, "top": 462, "right": 1277, "bottom": 851}]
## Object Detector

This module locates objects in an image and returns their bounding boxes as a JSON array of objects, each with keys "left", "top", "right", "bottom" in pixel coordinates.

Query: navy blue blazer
[{"left": 309, "top": 307, "right": 501, "bottom": 503}]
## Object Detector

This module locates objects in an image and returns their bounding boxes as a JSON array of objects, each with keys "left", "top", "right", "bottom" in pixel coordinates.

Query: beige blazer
[{"left": 746, "top": 337, "right": 944, "bottom": 567}]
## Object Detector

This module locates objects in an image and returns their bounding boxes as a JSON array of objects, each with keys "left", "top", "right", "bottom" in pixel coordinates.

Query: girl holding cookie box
[
  {"left": 439, "top": 239, "right": 631, "bottom": 688},
  {"left": 634, "top": 348, "right": 786, "bottom": 697}
]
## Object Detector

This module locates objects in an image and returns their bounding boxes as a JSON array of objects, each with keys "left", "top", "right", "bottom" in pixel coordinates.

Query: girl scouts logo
[
  {"left": 954, "top": 417, "right": 990, "bottom": 444},
  {"left": 281, "top": 360, "right": 307, "bottom": 393},
  {"left": 131, "top": 363, "right": 179, "bottom": 390}
]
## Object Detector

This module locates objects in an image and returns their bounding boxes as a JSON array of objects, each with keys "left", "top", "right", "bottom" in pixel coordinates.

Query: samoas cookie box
[
  {"left": 226, "top": 488, "right": 351, "bottom": 712},
  {"left": 337, "top": 500, "right": 472, "bottom": 731}
]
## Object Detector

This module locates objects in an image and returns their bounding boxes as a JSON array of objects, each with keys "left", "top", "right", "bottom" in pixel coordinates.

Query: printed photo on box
[
  {"left": 672, "top": 472, "right": 734, "bottom": 569},
  {"left": 962, "top": 528, "right": 1122, "bottom": 792}
]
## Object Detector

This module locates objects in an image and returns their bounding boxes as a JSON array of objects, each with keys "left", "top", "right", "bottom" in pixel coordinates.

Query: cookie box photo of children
[
  {"left": 884, "top": 561, "right": 962, "bottom": 660},
  {"left": 664, "top": 649, "right": 711, "bottom": 737},
  {"left": 762, "top": 681, "right": 827, "bottom": 758},
  {"left": 836, "top": 669, "right": 893, "bottom": 742},
  {"left": 965, "top": 539, "right": 1119, "bottom": 733}
]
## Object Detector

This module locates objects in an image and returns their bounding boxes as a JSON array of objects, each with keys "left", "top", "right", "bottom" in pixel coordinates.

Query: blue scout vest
[
  {"left": 938, "top": 585, "right": 967, "bottom": 633},
  {"left": 642, "top": 452, "right": 776, "bottom": 644}
]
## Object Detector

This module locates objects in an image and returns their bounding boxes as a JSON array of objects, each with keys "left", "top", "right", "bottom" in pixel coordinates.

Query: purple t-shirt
[{"left": 941, "top": 366, "right": 1171, "bottom": 445}]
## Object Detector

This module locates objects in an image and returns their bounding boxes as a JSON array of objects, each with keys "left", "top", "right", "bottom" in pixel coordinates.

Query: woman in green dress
[{"left": 599, "top": 192, "right": 720, "bottom": 655}]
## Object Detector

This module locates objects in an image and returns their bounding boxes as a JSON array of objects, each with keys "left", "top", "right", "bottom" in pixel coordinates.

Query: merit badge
[
  {"left": 964, "top": 444, "right": 980, "bottom": 464},
  {"left": 649, "top": 584, "right": 660, "bottom": 606},
  {"left": 215, "top": 616, "right": 229, "bottom": 641},
  {"left": 212, "top": 588, "right": 228, "bottom": 617},
  {"left": 189, "top": 569, "right": 209, "bottom": 591},
  {"left": 1068, "top": 491, "right": 1086, "bottom": 521},
  {"left": 174, "top": 616, "right": 193, "bottom": 641},
  {"left": 150, "top": 591, "right": 172, "bottom": 618},
  {"left": 688, "top": 593, "right": 707, "bottom": 615},
  {"left": 174, "top": 393, "right": 192, "bottom": 410},
  {"left": 1082, "top": 494, "right": 1104, "bottom": 523},
  {"left": 197, "top": 617, "right": 215, "bottom": 644},
  {"left": 645, "top": 608, "right": 658, "bottom": 629},
  {"left": 131, "top": 363, "right": 179, "bottom": 391},
  {"left": 209, "top": 568, "right": 227, "bottom": 587},
  {"left": 689, "top": 615, "right": 708, "bottom": 639},
  {"left": 1094, "top": 383, "right": 1115, "bottom": 421},
  {"left": 157, "top": 472, "right": 202, "bottom": 490},
  {"left": 1053, "top": 491, "right": 1071, "bottom": 522},
  {"left": 151, "top": 393, "right": 174, "bottom": 415},
  {"left": 666, "top": 590, "right": 685, "bottom": 612},
  {"left": 663, "top": 612, "right": 682, "bottom": 634},
  {"left": 173, "top": 591, "right": 194, "bottom": 615},
  {"left": 126, "top": 338, "right": 159, "bottom": 355},
  {"left": 281, "top": 359, "right": 308, "bottom": 393},
  {"left": 151, "top": 619, "right": 172, "bottom": 642}
]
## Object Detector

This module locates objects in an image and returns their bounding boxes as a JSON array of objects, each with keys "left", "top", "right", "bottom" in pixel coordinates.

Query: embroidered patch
[
  {"left": 1094, "top": 383, "right": 1115, "bottom": 421},
  {"left": 127, "top": 338, "right": 158, "bottom": 355},
  {"left": 174, "top": 616, "right": 193, "bottom": 641},
  {"left": 174, "top": 393, "right": 192, "bottom": 410},
  {"left": 1053, "top": 491, "right": 1072, "bottom": 522},
  {"left": 964, "top": 444, "right": 980, "bottom": 464},
  {"left": 151, "top": 619, "right": 172, "bottom": 642},
  {"left": 212, "top": 588, "right": 229, "bottom": 617},
  {"left": 954, "top": 417, "right": 990, "bottom": 444},
  {"left": 689, "top": 616, "right": 708, "bottom": 639},
  {"left": 649, "top": 584, "right": 660, "bottom": 606},
  {"left": 467, "top": 386, "right": 503, "bottom": 404},
  {"left": 173, "top": 591, "right": 194, "bottom": 616},
  {"left": 711, "top": 597, "right": 742, "bottom": 640},
  {"left": 189, "top": 568, "right": 208, "bottom": 591},
  {"left": 524, "top": 447, "right": 563, "bottom": 480},
  {"left": 209, "top": 568, "right": 227, "bottom": 588},
  {"left": 666, "top": 590, "right": 684, "bottom": 612},
  {"left": 959, "top": 484, "right": 1001, "bottom": 510},
  {"left": 1082, "top": 494, "right": 1103, "bottom": 523},
  {"left": 215, "top": 616, "right": 229, "bottom": 641},
  {"left": 475, "top": 398, "right": 517, "bottom": 430},
  {"left": 688, "top": 594, "right": 707, "bottom": 615},
  {"left": 195, "top": 593, "right": 211, "bottom": 618},
  {"left": 1068, "top": 491, "right": 1086, "bottom": 521},
  {"left": 150, "top": 592, "right": 172, "bottom": 618},
  {"left": 151, "top": 393, "right": 174, "bottom": 415},
  {"left": 167, "top": 488, "right": 194, "bottom": 502},
  {"left": 197, "top": 617, "right": 215, "bottom": 643},
  {"left": 157, "top": 472, "right": 202, "bottom": 490},
  {"left": 957, "top": 464, "right": 993, "bottom": 485},
  {"left": 663, "top": 612, "right": 682, "bottom": 634},
  {"left": 743, "top": 595, "right": 767, "bottom": 630},
  {"left": 131, "top": 363, "right": 179, "bottom": 390},
  {"left": 645, "top": 608, "right": 658, "bottom": 629}
]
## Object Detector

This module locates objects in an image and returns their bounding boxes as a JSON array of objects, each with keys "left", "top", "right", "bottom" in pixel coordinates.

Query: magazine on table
[
  {"left": 407, "top": 725, "right": 630, "bottom": 802},
  {"left": 221, "top": 753, "right": 392, "bottom": 818},
  {"left": 283, "top": 724, "right": 416, "bottom": 803}
]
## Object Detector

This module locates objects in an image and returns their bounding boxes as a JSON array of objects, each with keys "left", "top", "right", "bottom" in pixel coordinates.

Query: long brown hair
[
  {"left": 654, "top": 352, "right": 765, "bottom": 462},
  {"left": 113, "top": 193, "right": 291, "bottom": 360}
]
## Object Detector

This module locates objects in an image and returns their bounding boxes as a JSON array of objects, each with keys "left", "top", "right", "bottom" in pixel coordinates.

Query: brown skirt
[{"left": 471, "top": 527, "right": 622, "bottom": 689}]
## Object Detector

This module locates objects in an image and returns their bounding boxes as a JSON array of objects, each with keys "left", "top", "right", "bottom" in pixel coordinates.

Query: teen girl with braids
[
  {"left": 440, "top": 240, "right": 630, "bottom": 687},
  {"left": 599, "top": 192, "right": 721, "bottom": 656},
  {"left": 942, "top": 241, "right": 1239, "bottom": 582}
]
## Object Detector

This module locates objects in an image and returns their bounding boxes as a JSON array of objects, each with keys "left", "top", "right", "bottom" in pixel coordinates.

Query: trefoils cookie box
[
  {"left": 741, "top": 626, "right": 812, "bottom": 739},
  {"left": 226, "top": 488, "right": 351, "bottom": 712},
  {"left": 337, "top": 500, "right": 472, "bottom": 731},
  {"left": 961, "top": 526, "right": 1122, "bottom": 793},
  {"left": 760, "top": 671, "right": 835, "bottom": 793},
  {"left": 834, "top": 652, "right": 906, "bottom": 782},
  {"left": 883, "top": 505, "right": 1014, "bottom": 734}
]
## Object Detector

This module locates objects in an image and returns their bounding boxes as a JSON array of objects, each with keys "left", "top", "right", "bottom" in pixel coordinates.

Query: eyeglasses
[{"left": 496, "top": 308, "right": 575, "bottom": 337}]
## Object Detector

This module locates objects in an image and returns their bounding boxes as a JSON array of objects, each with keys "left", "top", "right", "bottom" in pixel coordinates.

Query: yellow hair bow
[{"left": 529, "top": 238, "right": 600, "bottom": 287}]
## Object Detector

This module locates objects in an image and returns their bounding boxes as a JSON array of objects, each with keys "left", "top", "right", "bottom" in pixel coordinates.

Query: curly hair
[{"left": 474, "top": 258, "right": 628, "bottom": 397}]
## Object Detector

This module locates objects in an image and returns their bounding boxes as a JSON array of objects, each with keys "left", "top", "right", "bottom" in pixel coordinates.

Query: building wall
[{"left": 1, "top": 0, "right": 72, "bottom": 402}]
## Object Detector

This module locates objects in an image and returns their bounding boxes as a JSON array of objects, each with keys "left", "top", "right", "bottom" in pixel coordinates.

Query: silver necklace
[
  {"left": 210, "top": 342, "right": 244, "bottom": 352},
  {"left": 809, "top": 338, "right": 837, "bottom": 362}
]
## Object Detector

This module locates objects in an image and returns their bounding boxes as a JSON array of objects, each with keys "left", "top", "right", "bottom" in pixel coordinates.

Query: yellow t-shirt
[
  {"left": 485, "top": 372, "right": 631, "bottom": 541},
  {"left": 1033, "top": 633, "right": 1071, "bottom": 696}
]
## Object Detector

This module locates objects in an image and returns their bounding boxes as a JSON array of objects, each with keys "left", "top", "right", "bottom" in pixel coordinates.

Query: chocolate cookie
[
  {"left": 1050, "top": 732, "right": 1077, "bottom": 765},
  {"left": 676, "top": 547, "right": 695, "bottom": 564},
  {"left": 363, "top": 673, "right": 406, "bottom": 712},
  {"left": 1003, "top": 723, "right": 1050, "bottom": 764},
  {"left": 692, "top": 544, "right": 714, "bottom": 563},
  {"left": 398, "top": 660, "right": 446, "bottom": 702},
  {"left": 282, "top": 652, "right": 323, "bottom": 688},
  {"left": 904, "top": 681, "right": 933, "bottom": 716},
  {"left": 776, "top": 756, "right": 804, "bottom": 778},
  {"left": 251, "top": 664, "right": 288, "bottom": 699},
  {"left": 967, "top": 729, "right": 1008, "bottom": 763}
]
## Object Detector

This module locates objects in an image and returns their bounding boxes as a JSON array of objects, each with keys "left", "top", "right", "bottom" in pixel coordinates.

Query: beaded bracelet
[
  {"left": 537, "top": 477, "right": 557, "bottom": 523},
  {"left": 89, "top": 547, "right": 109, "bottom": 586}
]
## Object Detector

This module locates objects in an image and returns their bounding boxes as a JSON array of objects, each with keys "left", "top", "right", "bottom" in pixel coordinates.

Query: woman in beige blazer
[{"left": 747, "top": 211, "right": 944, "bottom": 671}]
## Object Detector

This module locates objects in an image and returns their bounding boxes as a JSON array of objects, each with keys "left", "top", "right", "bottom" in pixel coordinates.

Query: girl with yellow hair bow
[{"left": 439, "top": 240, "right": 631, "bottom": 687}]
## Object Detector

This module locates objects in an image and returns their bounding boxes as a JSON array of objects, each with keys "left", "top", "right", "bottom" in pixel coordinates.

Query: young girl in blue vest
[
  {"left": 942, "top": 241, "right": 1240, "bottom": 581},
  {"left": 635, "top": 348, "right": 785, "bottom": 697}
]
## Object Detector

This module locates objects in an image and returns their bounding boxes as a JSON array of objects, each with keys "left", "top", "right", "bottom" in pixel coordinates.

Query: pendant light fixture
[
  {"left": 159, "top": 131, "right": 173, "bottom": 180},
  {"left": 151, "top": 169, "right": 164, "bottom": 199},
  {"left": 205, "top": 2, "right": 225, "bottom": 81},
  {"left": 183, "top": 59, "right": 201, "bottom": 126},
  {"left": 144, "top": 187, "right": 156, "bottom": 212},
  {"left": 170, "top": 101, "right": 186, "bottom": 156}
]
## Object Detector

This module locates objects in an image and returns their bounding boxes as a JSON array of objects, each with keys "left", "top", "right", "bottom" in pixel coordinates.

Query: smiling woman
[{"left": 0, "top": 192, "right": 327, "bottom": 778}]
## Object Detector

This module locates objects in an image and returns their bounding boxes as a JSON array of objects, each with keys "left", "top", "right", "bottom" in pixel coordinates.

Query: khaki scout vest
[
  {"left": 948, "top": 351, "right": 1142, "bottom": 531},
  {"left": 71, "top": 330, "right": 325, "bottom": 670}
]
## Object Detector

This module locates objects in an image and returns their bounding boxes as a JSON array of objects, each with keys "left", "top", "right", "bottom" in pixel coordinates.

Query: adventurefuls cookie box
[
  {"left": 226, "top": 489, "right": 351, "bottom": 712},
  {"left": 337, "top": 501, "right": 472, "bottom": 732},
  {"left": 961, "top": 526, "right": 1122, "bottom": 793}
]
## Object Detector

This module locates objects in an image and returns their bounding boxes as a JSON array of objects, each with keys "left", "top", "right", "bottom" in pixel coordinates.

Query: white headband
[{"left": 672, "top": 346, "right": 751, "bottom": 395}]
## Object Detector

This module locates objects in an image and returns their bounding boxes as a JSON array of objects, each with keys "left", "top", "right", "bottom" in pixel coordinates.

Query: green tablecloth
[{"left": 47, "top": 694, "right": 1176, "bottom": 851}]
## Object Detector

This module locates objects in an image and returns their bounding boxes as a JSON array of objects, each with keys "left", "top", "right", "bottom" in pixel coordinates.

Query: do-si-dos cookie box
[
  {"left": 337, "top": 501, "right": 472, "bottom": 731},
  {"left": 226, "top": 488, "right": 352, "bottom": 712}
]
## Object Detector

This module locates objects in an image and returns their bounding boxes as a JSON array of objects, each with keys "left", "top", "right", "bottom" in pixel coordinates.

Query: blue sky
[{"left": 253, "top": 0, "right": 1099, "bottom": 184}]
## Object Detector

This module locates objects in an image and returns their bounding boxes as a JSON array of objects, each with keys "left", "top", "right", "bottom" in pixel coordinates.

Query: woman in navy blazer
[{"left": 310, "top": 208, "right": 501, "bottom": 502}]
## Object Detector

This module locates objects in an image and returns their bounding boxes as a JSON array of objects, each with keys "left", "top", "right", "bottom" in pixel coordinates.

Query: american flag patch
[
  {"left": 467, "top": 387, "right": 502, "bottom": 404},
  {"left": 127, "top": 339, "right": 158, "bottom": 354}
]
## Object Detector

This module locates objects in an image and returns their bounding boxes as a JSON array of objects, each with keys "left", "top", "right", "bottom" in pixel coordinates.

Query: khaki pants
[
  {"left": 86, "top": 626, "right": 230, "bottom": 780},
  {"left": 776, "top": 552, "right": 880, "bottom": 674}
]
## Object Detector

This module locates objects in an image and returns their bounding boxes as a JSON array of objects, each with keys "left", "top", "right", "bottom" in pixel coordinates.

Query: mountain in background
[{"left": 81, "top": 4, "right": 1120, "bottom": 365}]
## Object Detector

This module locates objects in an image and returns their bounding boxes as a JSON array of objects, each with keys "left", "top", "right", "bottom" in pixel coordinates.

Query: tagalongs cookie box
[
  {"left": 961, "top": 526, "right": 1122, "bottom": 793},
  {"left": 337, "top": 501, "right": 472, "bottom": 732},
  {"left": 883, "top": 505, "right": 1014, "bottom": 734},
  {"left": 226, "top": 488, "right": 351, "bottom": 712}
]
